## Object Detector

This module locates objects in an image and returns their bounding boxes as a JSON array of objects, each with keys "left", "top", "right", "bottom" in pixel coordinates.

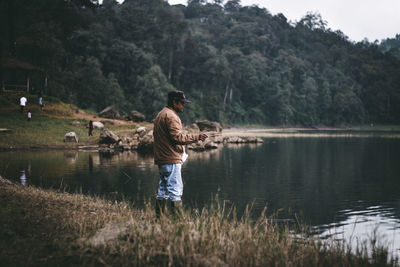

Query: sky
[{"left": 166, "top": 0, "right": 400, "bottom": 42}]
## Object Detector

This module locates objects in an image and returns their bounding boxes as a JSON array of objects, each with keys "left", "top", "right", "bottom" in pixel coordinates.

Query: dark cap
[{"left": 168, "top": 90, "right": 191, "bottom": 103}]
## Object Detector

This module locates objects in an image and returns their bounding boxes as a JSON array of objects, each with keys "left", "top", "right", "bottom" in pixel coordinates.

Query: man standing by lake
[{"left": 153, "top": 90, "right": 208, "bottom": 217}]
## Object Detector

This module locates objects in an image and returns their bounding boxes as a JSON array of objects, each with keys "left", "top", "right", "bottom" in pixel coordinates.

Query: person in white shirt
[
  {"left": 20, "top": 96, "right": 27, "bottom": 112},
  {"left": 38, "top": 91, "right": 44, "bottom": 110}
]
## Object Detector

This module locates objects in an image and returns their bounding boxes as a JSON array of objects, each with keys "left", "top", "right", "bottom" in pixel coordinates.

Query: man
[
  {"left": 20, "top": 96, "right": 27, "bottom": 113},
  {"left": 153, "top": 90, "right": 208, "bottom": 217}
]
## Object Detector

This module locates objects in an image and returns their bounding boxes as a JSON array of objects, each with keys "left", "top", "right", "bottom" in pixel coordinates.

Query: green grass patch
[
  {"left": 81, "top": 108, "right": 98, "bottom": 116},
  {"left": 0, "top": 93, "right": 150, "bottom": 148},
  {"left": 0, "top": 107, "right": 149, "bottom": 147},
  {"left": 0, "top": 112, "right": 93, "bottom": 146},
  {"left": 0, "top": 95, "right": 14, "bottom": 108}
]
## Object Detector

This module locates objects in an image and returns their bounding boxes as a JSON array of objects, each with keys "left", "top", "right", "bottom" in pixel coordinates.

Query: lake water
[{"left": 1, "top": 133, "right": 400, "bottom": 256}]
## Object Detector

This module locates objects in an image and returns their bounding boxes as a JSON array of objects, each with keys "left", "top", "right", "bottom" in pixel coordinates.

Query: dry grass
[{"left": 0, "top": 176, "right": 398, "bottom": 266}]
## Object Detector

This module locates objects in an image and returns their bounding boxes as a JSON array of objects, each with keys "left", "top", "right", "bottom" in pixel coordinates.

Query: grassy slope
[
  {"left": 0, "top": 93, "right": 148, "bottom": 148},
  {"left": 1, "top": 93, "right": 399, "bottom": 149},
  {"left": 0, "top": 176, "right": 397, "bottom": 266}
]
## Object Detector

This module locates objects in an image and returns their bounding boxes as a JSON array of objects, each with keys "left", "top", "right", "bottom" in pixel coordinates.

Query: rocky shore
[
  {"left": 95, "top": 125, "right": 264, "bottom": 153},
  {"left": 54, "top": 119, "right": 263, "bottom": 153}
]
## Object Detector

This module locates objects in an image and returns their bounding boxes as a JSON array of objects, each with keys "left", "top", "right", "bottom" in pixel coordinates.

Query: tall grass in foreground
[
  {"left": 79, "top": 201, "right": 398, "bottom": 266},
  {"left": 0, "top": 177, "right": 398, "bottom": 266}
]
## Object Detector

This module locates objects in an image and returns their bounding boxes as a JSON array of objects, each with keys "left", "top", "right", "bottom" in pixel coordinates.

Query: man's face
[{"left": 173, "top": 99, "right": 184, "bottom": 113}]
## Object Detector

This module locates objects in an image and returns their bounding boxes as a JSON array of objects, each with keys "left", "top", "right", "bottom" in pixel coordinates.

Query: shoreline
[
  {"left": 223, "top": 127, "right": 400, "bottom": 138},
  {"left": 0, "top": 144, "right": 99, "bottom": 152},
  {"left": 2, "top": 127, "right": 400, "bottom": 152}
]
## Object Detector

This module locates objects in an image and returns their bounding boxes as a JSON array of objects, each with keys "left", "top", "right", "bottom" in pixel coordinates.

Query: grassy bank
[
  {"left": 2, "top": 93, "right": 400, "bottom": 150},
  {"left": 0, "top": 93, "right": 149, "bottom": 149},
  {"left": 0, "top": 176, "right": 397, "bottom": 266}
]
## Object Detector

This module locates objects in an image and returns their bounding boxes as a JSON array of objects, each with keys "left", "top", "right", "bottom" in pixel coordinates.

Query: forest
[{"left": 1, "top": 0, "right": 399, "bottom": 126}]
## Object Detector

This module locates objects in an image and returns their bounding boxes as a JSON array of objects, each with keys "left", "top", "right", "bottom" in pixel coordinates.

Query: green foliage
[
  {"left": 332, "top": 91, "right": 365, "bottom": 124},
  {"left": 104, "top": 73, "right": 125, "bottom": 110},
  {"left": 379, "top": 34, "right": 400, "bottom": 59},
  {"left": 0, "top": 95, "right": 14, "bottom": 108},
  {"left": 1, "top": 0, "right": 399, "bottom": 126},
  {"left": 102, "top": 39, "right": 153, "bottom": 88},
  {"left": 72, "top": 57, "right": 108, "bottom": 111},
  {"left": 136, "top": 65, "right": 175, "bottom": 120}
]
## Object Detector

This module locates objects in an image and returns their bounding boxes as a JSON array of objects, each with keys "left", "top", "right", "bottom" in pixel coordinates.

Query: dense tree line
[
  {"left": 380, "top": 34, "right": 400, "bottom": 60},
  {"left": 1, "top": 0, "right": 399, "bottom": 125}
]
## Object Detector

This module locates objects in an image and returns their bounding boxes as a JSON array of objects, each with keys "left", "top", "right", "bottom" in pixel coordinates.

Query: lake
[{"left": 1, "top": 132, "right": 400, "bottom": 255}]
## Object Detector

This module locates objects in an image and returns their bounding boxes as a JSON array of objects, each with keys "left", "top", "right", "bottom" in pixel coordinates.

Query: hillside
[
  {"left": 1, "top": 0, "right": 399, "bottom": 126},
  {"left": 0, "top": 93, "right": 147, "bottom": 149}
]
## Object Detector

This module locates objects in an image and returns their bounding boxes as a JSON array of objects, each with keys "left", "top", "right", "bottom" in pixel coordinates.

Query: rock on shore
[
  {"left": 99, "top": 129, "right": 119, "bottom": 144},
  {"left": 99, "top": 106, "right": 120, "bottom": 119},
  {"left": 64, "top": 132, "right": 78, "bottom": 143}
]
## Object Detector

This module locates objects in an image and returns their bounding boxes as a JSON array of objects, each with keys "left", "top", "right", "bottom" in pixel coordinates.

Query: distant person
[
  {"left": 87, "top": 120, "right": 94, "bottom": 136},
  {"left": 20, "top": 96, "right": 27, "bottom": 112},
  {"left": 153, "top": 90, "right": 208, "bottom": 217},
  {"left": 27, "top": 110, "right": 32, "bottom": 121},
  {"left": 38, "top": 91, "right": 44, "bottom": 110}
]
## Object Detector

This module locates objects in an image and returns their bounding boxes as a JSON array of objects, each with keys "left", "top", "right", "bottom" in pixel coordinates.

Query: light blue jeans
[{"left": 157, "top": 163, "right": 183, "bottom": 201}]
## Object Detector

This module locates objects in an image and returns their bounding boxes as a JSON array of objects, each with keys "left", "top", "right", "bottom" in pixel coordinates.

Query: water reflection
[
  {"left": 318, "top": 206, "right": 400, "bottom": 256},
  {"left": 63, "top": 151, "right": 78, "bottom": 164},
  {"left": 88, "top": 154, "right": 93, "bottom": 173},
  {"left": 27, "top": 162, "right": 31, "bottom": 176},
  {"left": 20, "top": 170, "right": 26, "bottom": 185},
  {"left": 187, "top": 143, "right": 263, "bottom": 161}
]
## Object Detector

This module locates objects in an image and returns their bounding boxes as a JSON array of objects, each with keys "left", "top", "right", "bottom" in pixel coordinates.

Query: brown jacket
[{"left": 153, "top": 106, "right": 199, "bottom": 165}]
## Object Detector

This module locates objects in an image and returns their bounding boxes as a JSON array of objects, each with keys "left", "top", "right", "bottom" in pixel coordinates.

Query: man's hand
[{"left": 198, "top": 133, "right": 208, "bottom": 141}]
